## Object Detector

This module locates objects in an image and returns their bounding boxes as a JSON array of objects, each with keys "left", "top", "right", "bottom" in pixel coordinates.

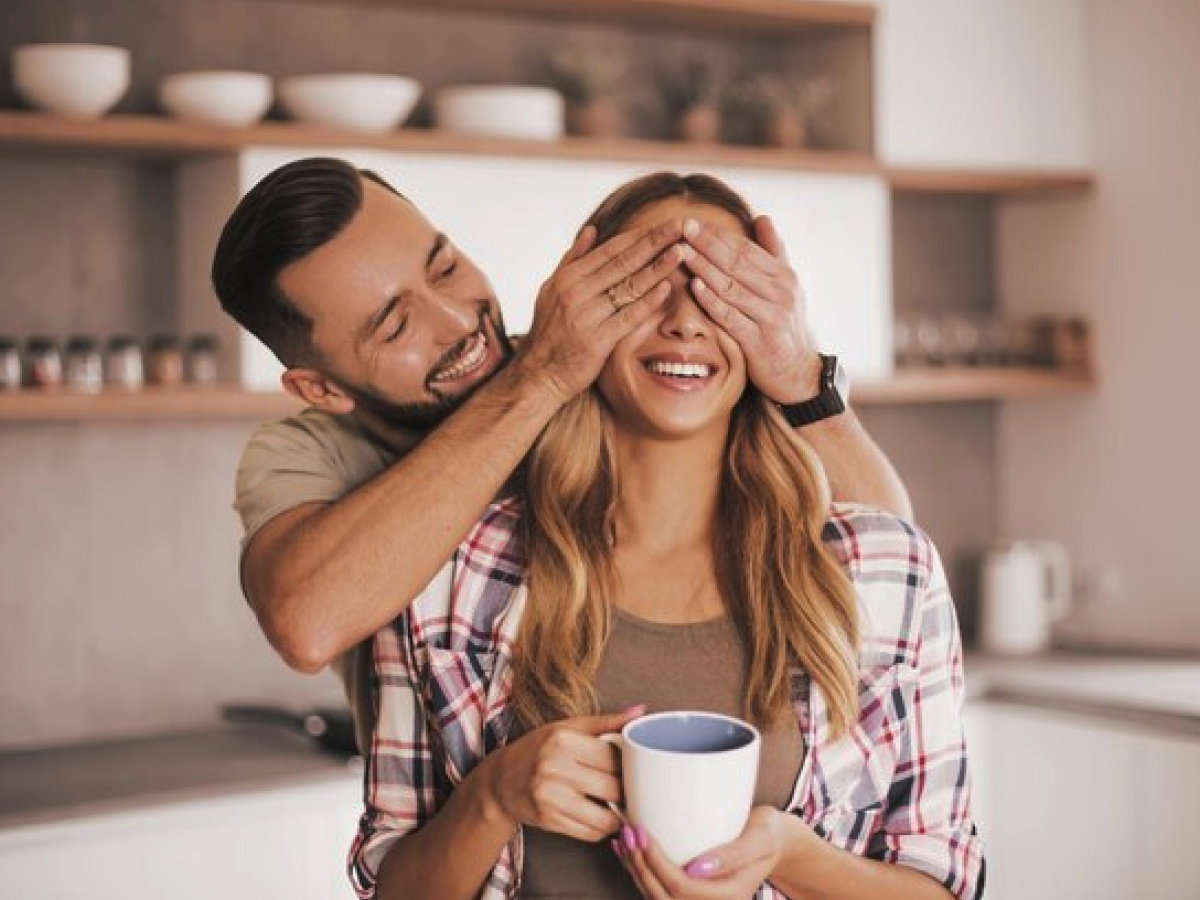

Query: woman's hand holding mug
[{"left": 481, "top": 706, "right": 645, "bottom": 842}]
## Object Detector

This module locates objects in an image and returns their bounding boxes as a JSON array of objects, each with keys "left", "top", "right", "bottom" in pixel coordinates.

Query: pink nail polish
[
  {"left": 622, "top": 825, "right": 638, "bottom": 852},
  {"left": 635, "top": 825, "right": 649, "bottom": 851},
  {"left": 684, "top": 855, "right": 721, "bottom": 879},
  {"left": 611, "top": 838, "right": 623, "bottom": 858}
]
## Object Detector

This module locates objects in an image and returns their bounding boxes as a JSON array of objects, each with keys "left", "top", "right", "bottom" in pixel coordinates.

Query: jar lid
[
  {"left": 107, "top": 335, "right": 140, "bottom": 351},
  {"left": 66, "top": 335, "right": 99, "bottom": 352}
]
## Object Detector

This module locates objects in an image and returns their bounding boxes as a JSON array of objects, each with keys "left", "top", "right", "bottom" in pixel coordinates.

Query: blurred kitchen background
[{"left": 0, "top": 0, "right": 1197, "bottom": 898}]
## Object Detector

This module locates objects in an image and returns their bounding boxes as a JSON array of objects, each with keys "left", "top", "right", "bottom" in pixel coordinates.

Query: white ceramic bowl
[
  {"left": 433, "top": 85, "right": 564, "bottom": 140},
  {"left": 12, "top": 43, "right": 130, "bottom": 120},
  {"left": 278, "top": 74, "right": 420, "bottom": 134},
  {"left": 158, "top": 71, "right": 273, "bottom": 128}
]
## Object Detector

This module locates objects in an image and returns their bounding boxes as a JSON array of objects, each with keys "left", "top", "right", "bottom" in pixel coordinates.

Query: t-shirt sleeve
[{"left": 233, "top": 412, "right": 388, "bottom": 548}]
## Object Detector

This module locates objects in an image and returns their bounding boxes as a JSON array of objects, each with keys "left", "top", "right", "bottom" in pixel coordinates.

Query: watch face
[{"left": 829, "top": 356, "right": 850, "bottom": 402}]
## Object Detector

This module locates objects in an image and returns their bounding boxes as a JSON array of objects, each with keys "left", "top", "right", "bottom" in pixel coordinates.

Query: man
[{"left": 213, "top": 157, "right": 910, "bottom": 746}]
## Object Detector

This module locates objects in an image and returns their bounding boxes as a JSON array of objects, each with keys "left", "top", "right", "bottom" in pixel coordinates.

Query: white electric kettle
[{"left": 979, "top": 541, "right": 1072, "bottom": 655}]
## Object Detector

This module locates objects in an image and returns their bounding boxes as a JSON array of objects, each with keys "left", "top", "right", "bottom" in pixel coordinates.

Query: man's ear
[{"left": 281, "top": 367, "right": 356, "bottom": 415}]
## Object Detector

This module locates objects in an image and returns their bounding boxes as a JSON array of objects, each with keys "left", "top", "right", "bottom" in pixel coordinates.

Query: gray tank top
[{"left": 519, "top": 608, "right": 805, "bottom": 900}]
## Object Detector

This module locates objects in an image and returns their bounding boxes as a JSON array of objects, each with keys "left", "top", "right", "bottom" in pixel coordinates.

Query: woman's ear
[{"left": 281, "top": 367, "right": 356, "bottom": 415}]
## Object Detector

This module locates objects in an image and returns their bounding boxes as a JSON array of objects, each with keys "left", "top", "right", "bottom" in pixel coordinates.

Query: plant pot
[
  {"left": 765, "top": 108, "right": 808, "bottom": 149},
  {"left": 566, "top": 97, "right": 623, "bottom": 138},
  {"left": 674, "top": 104, "right": 720, "bottom": 143}
]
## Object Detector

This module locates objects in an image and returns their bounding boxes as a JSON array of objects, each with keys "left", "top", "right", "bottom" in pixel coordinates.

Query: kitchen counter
[
  {"left": 0, "top": 723, "right": 360, "bottom": 828},
  {"left": 965, "top": 650, "right": 1200, "bottom": 737}
]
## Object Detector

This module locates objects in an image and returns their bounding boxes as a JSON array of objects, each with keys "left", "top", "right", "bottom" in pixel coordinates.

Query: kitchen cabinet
[
  {"left": 867, "top": 0, "right": 1091, "bottom": 171},
  {"left": 0, "top": 777, "right": 361, "bottom": 900},
  {"left": 1138, "top": 732, "right": 1200, "bottom": 900},
  {"left": 967, "top": 700, "right": 1200, "bottom": 900}
]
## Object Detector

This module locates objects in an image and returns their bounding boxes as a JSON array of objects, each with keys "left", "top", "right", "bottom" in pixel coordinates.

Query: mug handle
[{"left": 598, "top": 732, "right": 630, "bottom": 825}]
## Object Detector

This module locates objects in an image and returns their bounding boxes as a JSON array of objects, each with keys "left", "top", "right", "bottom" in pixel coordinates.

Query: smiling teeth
[
  {"left": 646, "top": 361, "right": 712, "bottom": 378},
  {"left": 432, "top": 333, "right": 488, "bottom": 383}
]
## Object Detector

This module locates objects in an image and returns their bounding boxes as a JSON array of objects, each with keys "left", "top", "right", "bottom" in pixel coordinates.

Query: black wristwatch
[{"left": 777, "top": 354, "right": 849, "bottom": 427}]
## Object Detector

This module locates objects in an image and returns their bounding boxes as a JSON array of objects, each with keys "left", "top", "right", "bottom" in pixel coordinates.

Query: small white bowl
[
  {"left": 278, "top": 74, "right": 420, "bottom": 134},
  {"left": 159, "top": 71, "right": 273, "bottom": 128},
  {"left": 12, "top": 43, "right": 130, "bottom": 120},
  {"left": 434, "top": 85, "right": 564, "bottom": 141}
]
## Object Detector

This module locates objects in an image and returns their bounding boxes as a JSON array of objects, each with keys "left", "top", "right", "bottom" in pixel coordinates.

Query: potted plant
[
  {"left": 542, "top": 44, "right": 629, "bottom": 138},
  {"left": 730, "top": 72, "right": 837, "bottom": 149},
  {"left": 655, "top": 53, "right": 731, "bottom": 143}
]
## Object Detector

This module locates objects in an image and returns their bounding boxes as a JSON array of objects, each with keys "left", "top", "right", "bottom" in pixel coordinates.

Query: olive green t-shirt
[{"left": 235, "top": 408, "right": 398, "bottom": 754}]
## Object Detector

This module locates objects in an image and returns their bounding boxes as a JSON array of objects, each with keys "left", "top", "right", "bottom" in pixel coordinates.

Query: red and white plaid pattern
[{"left": 349, "top": 500, "right": 985, "bottom": 900}]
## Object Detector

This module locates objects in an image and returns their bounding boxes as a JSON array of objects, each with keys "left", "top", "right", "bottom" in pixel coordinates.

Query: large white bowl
[
  {"left": 12, "top": 43, "right": 130, "bottom": 120},
  {"left": 159, "top": 71, "right": 273, "bottom": 128},
  {"left": 278, "top": 74, "right": 420, "bottom": 134},
  {"left": 434, "top": 85, "right": 564, "bottom": 140}
]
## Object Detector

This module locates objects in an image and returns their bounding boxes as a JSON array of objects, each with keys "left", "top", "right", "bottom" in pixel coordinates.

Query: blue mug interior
[{"left": 627, "top": 714, "right": 754, "bottom": 754}]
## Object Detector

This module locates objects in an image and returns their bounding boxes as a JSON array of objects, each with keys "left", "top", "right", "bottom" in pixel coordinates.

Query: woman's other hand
[
  {"left": 480, "top": 706, "right": 645, "bottom": 842},
  {"left": 682, "top": 216, "right": 823, "bottom": 405},
  {"left": 613, "top": 806, "right": 788, "bottom": 900}
]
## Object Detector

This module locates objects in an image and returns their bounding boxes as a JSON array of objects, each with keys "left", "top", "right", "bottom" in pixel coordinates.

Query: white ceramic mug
[{"left": 602, "top": 710, "right": 761, "bottom": 865}]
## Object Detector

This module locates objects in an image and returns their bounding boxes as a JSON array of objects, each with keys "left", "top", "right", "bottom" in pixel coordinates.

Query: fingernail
[
  {"left": 684, "top": 855, "right": 722, "bottom": 878},
  {"left": 692, "top": 277, "right": 707, "bottom": 293},
  {"left": 635, "top": 825, "right": 649, "bottom": 851},
  {"left": 610, "top": 837, "right": 624, "bottom": 858},
  {"left": 621, "top": 704, "right": 646, "bottom": 716},
  {"left": 678, "top": 244, "right": 694, "bottom": 260},
  {"left": 684, "top": 219, "right": 700, "bottom": 238},
  {"left": 622, "top": 825, "right": 638, "bottom": 852}
]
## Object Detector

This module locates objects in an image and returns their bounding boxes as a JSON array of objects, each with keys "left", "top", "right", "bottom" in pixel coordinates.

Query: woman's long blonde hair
[{"left": 510, "top": 173, "right": 860, "bottom": 738}]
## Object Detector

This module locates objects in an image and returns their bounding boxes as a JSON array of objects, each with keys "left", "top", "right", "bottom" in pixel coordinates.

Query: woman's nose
[{"left": 659, "top": 288, "right": 709, "bottom": 340}]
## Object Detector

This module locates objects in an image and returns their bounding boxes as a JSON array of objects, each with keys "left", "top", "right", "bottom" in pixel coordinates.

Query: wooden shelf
[
  {"left": 0, "top": 370, "right": 1095, "bottom": 421},
  {"left": 0, "top": 112, "right": 1096, "bottom": 196},
  {"left": 856, "top": 367, "right": 1096, "bottom": 405},
  {"left": 0, "top": 387, "right": 301, "bottom": 422},
  {"left": 888, "top": 167, "right": 1095, "bottom": 196},
  {"left": 0, "top": 111, "right": 879, "bottom": 175},
  {"left": 252, "top": 0, "right": 875, "bottom": 35}
]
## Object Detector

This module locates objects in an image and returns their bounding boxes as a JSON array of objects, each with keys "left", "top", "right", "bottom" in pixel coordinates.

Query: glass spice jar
[
  {"left": 185, "top": 334, "right": 220, "bottom": 385},
  {"left": 147, "top": 335, "right": 184, "bottom": 387},
  {"left": 0, "top": 336, "right": 22, "bottom": 391},
  {"left": 105, "top": 335, "right": 144, "bottom": 390},
  {"left": 25, "top": 336, "right": 63, "bottom": 388},
  {"left": 64, "top": 336, "right": 104, "bottom": 393}
]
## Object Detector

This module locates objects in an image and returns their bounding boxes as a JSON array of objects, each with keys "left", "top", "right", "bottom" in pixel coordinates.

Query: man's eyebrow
[{"left": 427, "top": 232, "right": 448, "bottom": 268}]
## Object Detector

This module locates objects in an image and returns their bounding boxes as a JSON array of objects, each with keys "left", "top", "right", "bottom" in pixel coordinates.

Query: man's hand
[
  {"left": 480, "top": 707, "right": 645, "bottom": 842},
  {"left": 682, "top": 215, "right": 822, "bottom": 404},
  {"left": 613, "top": 807, "right": 787, "bottom": 900},
  {"left": 513, "top": 220, "right": 688, "bottom": 403}
]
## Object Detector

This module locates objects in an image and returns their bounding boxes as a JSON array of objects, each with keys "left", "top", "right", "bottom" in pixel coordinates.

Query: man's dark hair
[{"left": 211, "top": 157, "right": 403, "bottom": 366}]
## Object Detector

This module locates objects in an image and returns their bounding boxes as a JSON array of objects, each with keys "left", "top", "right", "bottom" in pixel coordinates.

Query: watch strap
[{"left": 777, "top": 354, "right": 846, "bottom": 427}]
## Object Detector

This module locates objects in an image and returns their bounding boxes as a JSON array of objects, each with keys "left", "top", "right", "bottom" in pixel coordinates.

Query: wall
[
  {"left": 998, "top": 0, "right": 1200, "bottom": 651},
  {"left": 0, "top": 0, "right": 999, "bottom": 749}
]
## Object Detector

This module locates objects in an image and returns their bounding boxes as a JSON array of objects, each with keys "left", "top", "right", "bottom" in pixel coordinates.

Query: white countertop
[{"left": 965, "top": 651, "right": 1200, "bottom": 726}]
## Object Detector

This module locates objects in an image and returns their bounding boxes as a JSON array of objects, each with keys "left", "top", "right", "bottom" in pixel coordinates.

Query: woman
[{"left": 349, "top": 173, "right": 984, "bottom": 900}]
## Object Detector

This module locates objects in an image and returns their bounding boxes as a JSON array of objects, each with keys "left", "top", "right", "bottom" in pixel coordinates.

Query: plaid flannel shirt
[{"left": 349, "top": 499, "right": 985, "bottom": 900}]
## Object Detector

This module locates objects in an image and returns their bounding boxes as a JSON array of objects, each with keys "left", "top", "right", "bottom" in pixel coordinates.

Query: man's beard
[{"left": 346, "top": 303, "right": 513, "bottom": 431}]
